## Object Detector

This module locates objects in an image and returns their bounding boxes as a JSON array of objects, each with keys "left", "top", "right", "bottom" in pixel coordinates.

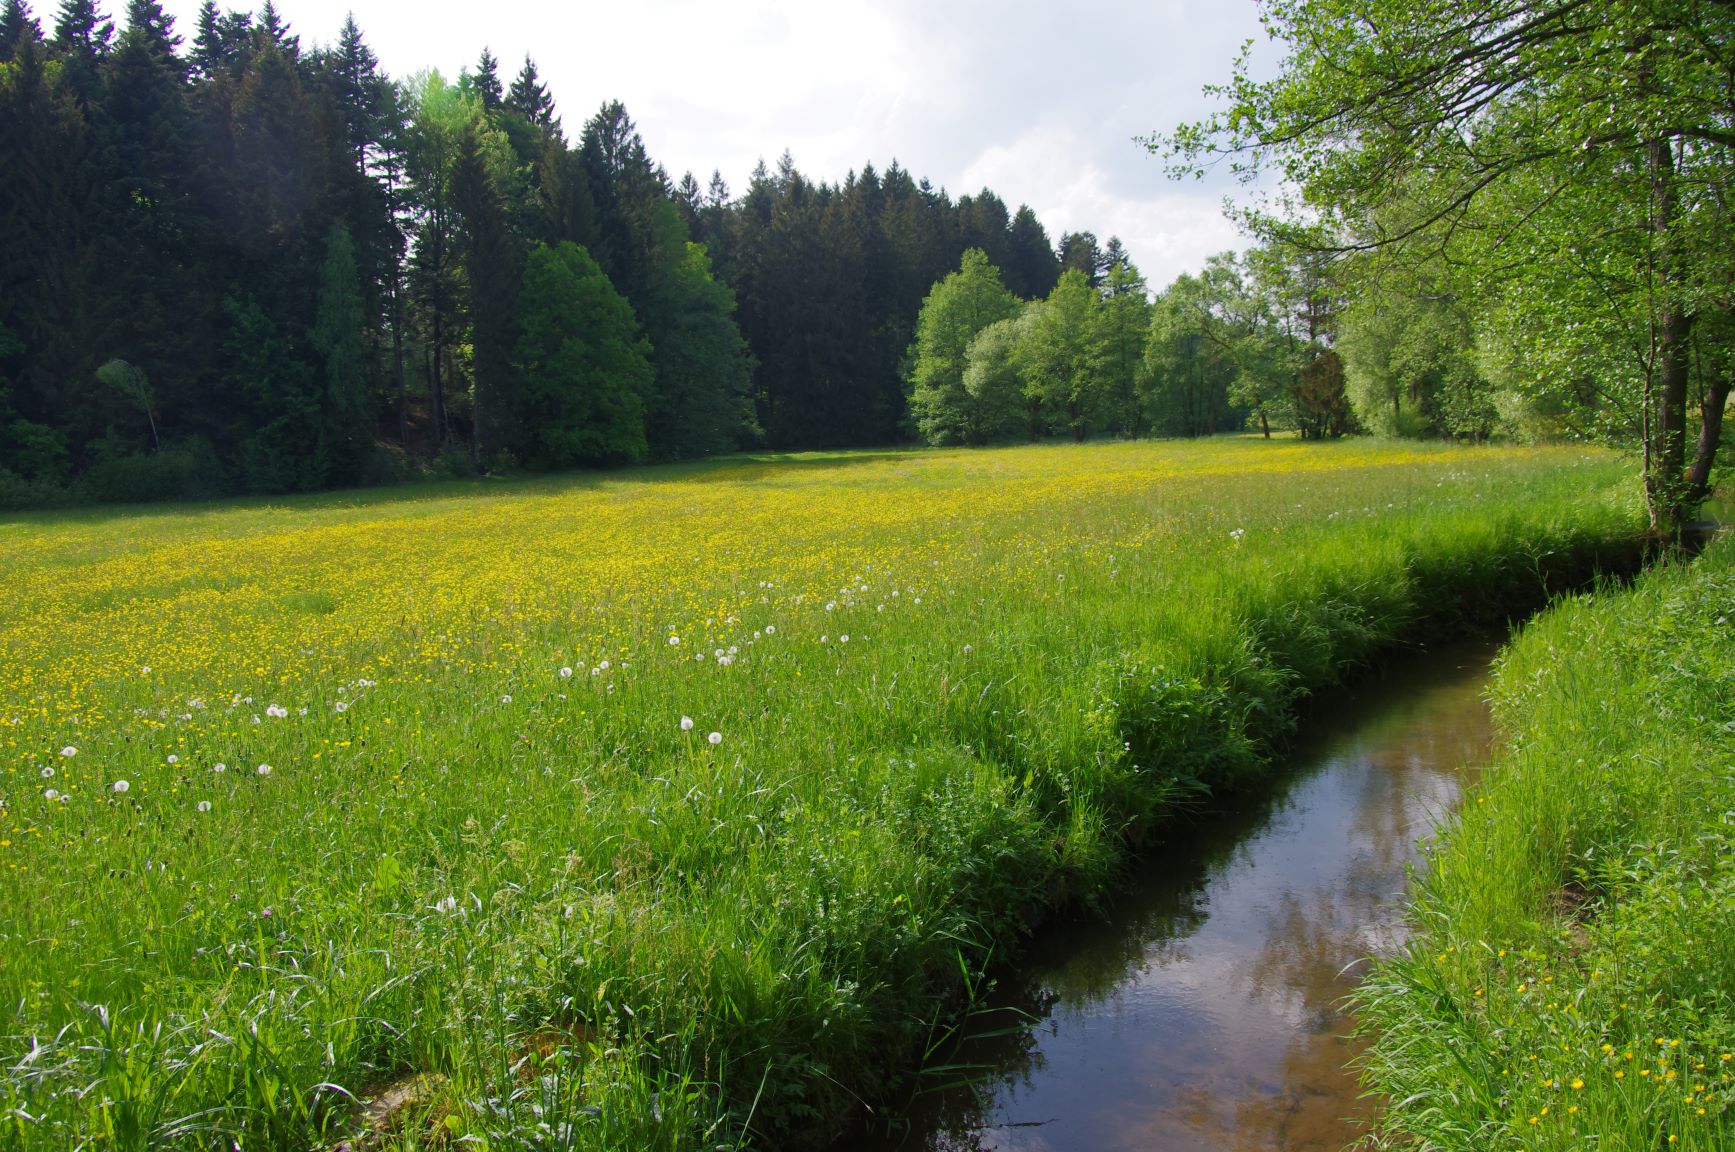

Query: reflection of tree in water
[{"left": 841, "top": 645, "right": 1496, "bottom": 1151}]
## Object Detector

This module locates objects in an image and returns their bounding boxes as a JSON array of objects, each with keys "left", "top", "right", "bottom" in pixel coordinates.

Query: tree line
[
  {"left": 0, "top": 0, "right": 1123, "bottom": 503},
  {"left": 905, "top": 242, "right": 1355, "bottom": 447}
]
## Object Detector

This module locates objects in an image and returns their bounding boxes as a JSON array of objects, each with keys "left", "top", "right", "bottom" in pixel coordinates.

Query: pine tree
[
  {"left": 505, "top": 54, "right": 555, "bottom": 130},
  {"left": 188, "top": 0, "right": 219, "bottom": 76},
  {"left": 253, "top": 0, "right": 295, "bottom": 55},
  {"left": 472, "top": 46, "right": 501, "bottom": 114},
  {"left": 1, "top": 0, "right": 43, "bottom": 61},
  {"left": 121, "top": 0, "right": 178, "bottom": 67},
  {"left": 451, "top": 119, "right": 520, "bottom": 466},
  {"left": 1003, "top": 206, "right": 1059, "bottom": 300},
  {"left": 1056, "top": 230, "right": 1105, "bottom": 287},
  {"left": 328, "top": 13, "right": 384, "bottom": 164}
]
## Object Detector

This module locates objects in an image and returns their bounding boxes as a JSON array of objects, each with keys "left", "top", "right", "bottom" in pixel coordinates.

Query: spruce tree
[
  {"left": 505, "top": 54, "right": 555, "bottom": 129},
  {"left": 472, "top": 46, "right": 501, "bottom": 114},
  {"left": 1, "top": 0, "right": 42, "bottom": 61},
  {"left": 451, "top": 120, "right": 519, "bottom": 466}
]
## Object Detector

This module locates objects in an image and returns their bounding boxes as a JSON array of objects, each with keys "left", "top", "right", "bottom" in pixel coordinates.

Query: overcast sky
[{"left": 159, "top": 0, "right": 1270, "bottom": 288}]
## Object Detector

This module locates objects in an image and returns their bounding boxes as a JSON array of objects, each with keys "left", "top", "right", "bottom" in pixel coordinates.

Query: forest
[{"left": 0, "top": 0, "right": 1148, "bottom": 503}]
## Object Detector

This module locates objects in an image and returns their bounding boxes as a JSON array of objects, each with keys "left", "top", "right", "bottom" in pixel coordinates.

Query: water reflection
[{"left": 847, "top": 642, "right": 1497, "bottom": 1152}]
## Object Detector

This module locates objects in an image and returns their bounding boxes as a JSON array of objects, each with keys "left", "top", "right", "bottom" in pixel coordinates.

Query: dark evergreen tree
[
  {"left": 1, "top": 0, "right": 42, "bottom": 61},
  {"left": 451, "top": 119, "right": 520, "bottom": 466},
  {"left": 1057, "top": 230, "right": 1106, "bottom": 287},
  {"left": 51, "top": 0, "right": 112, "bottom": 104},
  {"left": 472, "top": 46, "right": 501, "bottom": 114},
  {"left": 505, "top": 54, "right": 555, "bottom": 130},
  {"left": 1003, "top": 205, "right": 1059, "bottom": 300}
]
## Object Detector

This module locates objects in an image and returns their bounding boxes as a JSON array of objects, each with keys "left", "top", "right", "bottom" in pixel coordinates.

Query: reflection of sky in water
[{"left": 860, "top": 643, "right": 1497, "bottom": 1152}]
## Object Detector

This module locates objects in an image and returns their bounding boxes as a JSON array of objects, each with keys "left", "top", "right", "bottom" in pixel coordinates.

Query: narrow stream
[{"left": 850, "top": 641, "right": 1499, "bottom": 1152}]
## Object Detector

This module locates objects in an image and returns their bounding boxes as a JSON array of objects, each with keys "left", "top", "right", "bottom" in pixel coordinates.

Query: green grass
[
  {"left": 1354, "top": 533, "right": 1735, "bottom": 1151},
  {"left": 0, "top": 438, "right": 1645, "bottom": 1149}
]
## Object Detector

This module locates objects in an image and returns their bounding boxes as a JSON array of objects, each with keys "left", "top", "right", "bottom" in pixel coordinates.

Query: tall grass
[
  {"left": 0, "top": 438, "right": 1641, "bottom": 1149},
  {"left": 1355, "top": 533, "right": 1735, "bottom": 1151}
]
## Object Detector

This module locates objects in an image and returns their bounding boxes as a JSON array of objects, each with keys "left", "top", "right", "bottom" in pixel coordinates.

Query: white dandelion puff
[
  {"left": 334, "top": 701, "right": 348, "bottom": 713},
  {"left": 197, "top": 801, "right": 212, "bottom": 813},
  {"left": 839, "top": 634, "right": 850, "bottom": 644},
  {"left": 212, "top": 763, "right": 226, "bottom": 773},
  {"left": 707, "top": 731, "right": 723, "bottom": 745},
  {"left": 39, "top": 767, "right": 53, "bottom": 779},
  {"left": 764, "top": 624, "right": 775, "bottom": 634},
  {"left": 680, "top": 716, "right": 694, "bottom": 730},
  {"left": 59, "top": 746, "right": 76, "bottom": 758},
  {"left": 256, "top": 764, "right": 271, "bottom": 777},
  {"left": 166, "top": 754, "right": 178, "bottom": 764},
  {"left": 668, "top": 634, "right": 681, "bottom": 646},
  {"left": 500, "top": 695, "right": 512, "bottom": 704},
  {"left": 43, "top": 789, "right": 59, "bottom": 801},
  {"left": 559, "top": 667, "right": 573, "bottom": 679},
  {"left": 112, "top": 780, "right": 129, "bottom": 793}
]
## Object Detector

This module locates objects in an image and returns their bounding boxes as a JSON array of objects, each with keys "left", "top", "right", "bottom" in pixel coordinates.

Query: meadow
[
  {"left": 1355, "top": 533, "right": 1735, "bottom": 1151},
  {"left": 0, "top": 438, "right": 1643, "bottom": 1150}
]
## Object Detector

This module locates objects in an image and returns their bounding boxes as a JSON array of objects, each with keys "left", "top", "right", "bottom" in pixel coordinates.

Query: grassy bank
[
  {"left": 1356, "top": 533, "right": 1735, "bottom": 1151},
  {"left": 0, "top": 439, "right": 1639, "bottom": 1149}
]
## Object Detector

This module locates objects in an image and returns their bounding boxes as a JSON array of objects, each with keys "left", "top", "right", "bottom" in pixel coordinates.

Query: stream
[{"left": 848, "top": 640, "right": 1500, "bottom": 1151}]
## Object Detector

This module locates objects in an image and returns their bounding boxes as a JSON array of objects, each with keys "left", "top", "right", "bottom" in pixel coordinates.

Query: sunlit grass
[
  {"left": 1356, "top": 534, "right": 1735, "bottom": 1151},
  {"left": 0, "top": 437, "right": 1641, "bottom": 1149}
]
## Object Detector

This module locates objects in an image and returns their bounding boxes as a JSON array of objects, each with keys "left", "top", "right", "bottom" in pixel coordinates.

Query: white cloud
[{"left": 159, "top": 0, "right": 1269, "bottom": 282}]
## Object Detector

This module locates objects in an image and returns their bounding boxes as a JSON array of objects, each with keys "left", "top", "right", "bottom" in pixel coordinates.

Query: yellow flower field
[{"left": 0, "top": 437, "right": 1640, "bottom": 1149}]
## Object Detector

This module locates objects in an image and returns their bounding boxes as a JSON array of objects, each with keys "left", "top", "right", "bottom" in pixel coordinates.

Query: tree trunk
[
  {"left": 431, "top": 311, "right": 446, "bottom": 446},
  {"left": 1645, "top": 136, "right": 1691, "bottom": 536},
  {"left": 1684, "top": 368, "right": 1731, "bottom": 508},
  {"left": 1259, "top": 410, "right": 1270, "bottom": 439},
  {"left": 392, "top": 267, "right": 408, "bottom": 448}
]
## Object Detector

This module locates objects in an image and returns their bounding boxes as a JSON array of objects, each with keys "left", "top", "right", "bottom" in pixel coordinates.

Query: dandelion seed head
[
  {"left": 256, "top": 764, "right": 271, "bottom": 777},
  {"left": 112, "top": 780, "right": 129, "bottom": 793},
  {"left": 59, "top": 746, "right": 76, "bottom": 757},
  {"left": 197, "top": 801, "right": 211, "bottom": 813},
  {"left": 707, "top": 731, "right": 722, "bottom": 745},
  {"left": 680, "top": 716, "right": 694, "bottom": 731}
]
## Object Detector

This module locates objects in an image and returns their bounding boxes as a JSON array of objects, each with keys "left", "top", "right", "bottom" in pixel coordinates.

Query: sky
[{"left": 159, "top": 0, "right": 1273, "bottom": 289}]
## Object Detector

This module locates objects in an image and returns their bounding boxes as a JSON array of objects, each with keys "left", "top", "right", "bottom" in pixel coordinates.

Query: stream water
[{"left": 848, "top": 641, "right": 1499, "bottom": 1152}]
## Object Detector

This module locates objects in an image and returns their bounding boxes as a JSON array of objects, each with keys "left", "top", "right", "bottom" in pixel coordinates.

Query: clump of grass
[
  {"left": 1355, "top": 533, "right": 1735, "bottom": 1151},
  {"left": 0, "top": 439, "right": 1643, "bottom": 1148}
]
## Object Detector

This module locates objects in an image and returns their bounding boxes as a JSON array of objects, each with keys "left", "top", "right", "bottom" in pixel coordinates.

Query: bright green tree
[
  {"left": 908, "top": 248, "right": 1020, "bottom": 445},
  {"left": 1017, "top": 268, "right": 1108, "bottom": 440},
  {"left": 1095, "top": 258, "right": 1152, "bottom": 435},
  {"left": 512, "top": 241, "right": 652, "bottom": 468}
]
